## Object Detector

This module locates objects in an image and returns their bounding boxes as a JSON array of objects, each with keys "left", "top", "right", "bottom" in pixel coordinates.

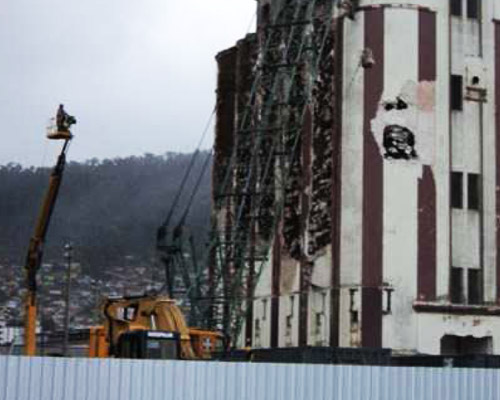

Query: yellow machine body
[{"left": 96, "top": 295, "right": 224, "bottom": 360}]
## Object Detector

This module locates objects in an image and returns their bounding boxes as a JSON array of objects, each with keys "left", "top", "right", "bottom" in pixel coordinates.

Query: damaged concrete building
[{"left": 211, "top": 0, "right": 500, "bottom": 355}]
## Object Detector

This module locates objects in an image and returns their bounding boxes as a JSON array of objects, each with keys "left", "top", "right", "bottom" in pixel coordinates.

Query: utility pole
[
  {"left": 62, "top": 242, "right": 73, "bottom": 356},
  {"left": 91, "top": 278, "right": 101, "bottom": 324}
]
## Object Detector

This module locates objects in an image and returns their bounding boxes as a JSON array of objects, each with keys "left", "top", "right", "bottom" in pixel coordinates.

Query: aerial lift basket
[{"left": 46, "top": 117, "right": 73, "bottom": 140}]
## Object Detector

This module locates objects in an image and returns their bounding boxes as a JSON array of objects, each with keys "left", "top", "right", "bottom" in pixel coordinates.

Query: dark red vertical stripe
[
  {"left": 213, "top": 48, "right": 237, "bottom": 331},
  {"left": 417, "top": 10, "right": 437, "bottom": 301},
  {"left": 299, "top": 107, "right": 313, "bottom": 347},
  {"left": 495, "top": 22, "right": 500, "bottom": 304},
  {"left": 418, "top": 167, "right": 437, "bottom": 300},
  {"left": 419, "top": 10, "right": 436, "bottom": 81},
  {"left": 362, "top": 8, "right": 384, "bottom": 348}
]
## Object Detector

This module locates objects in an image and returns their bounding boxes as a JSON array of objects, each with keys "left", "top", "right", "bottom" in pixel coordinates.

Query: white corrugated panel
[{"left": 1, "top": 356, "right": 499, "bottom": 400}]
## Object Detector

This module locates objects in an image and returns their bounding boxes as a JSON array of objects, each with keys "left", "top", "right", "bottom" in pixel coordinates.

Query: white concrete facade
[
  {"left": 238, "top": 0, "right": 500, "bottom": 355},
  {"left": 337, "top": 0, "right": 500, "bottom": 355}
]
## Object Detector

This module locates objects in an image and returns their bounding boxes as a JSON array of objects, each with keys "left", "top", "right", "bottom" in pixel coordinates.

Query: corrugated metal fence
[{"left": 1, "top": 356, "right": 499, "bottom": 400}]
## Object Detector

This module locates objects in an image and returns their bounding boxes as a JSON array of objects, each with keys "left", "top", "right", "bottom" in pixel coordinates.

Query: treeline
[{"left": 0, "top": 152, "right": 212, "bottom": 275}]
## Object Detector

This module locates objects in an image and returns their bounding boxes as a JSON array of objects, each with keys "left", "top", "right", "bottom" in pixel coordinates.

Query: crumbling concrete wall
[
  {"left": 212, "top": 34, "right": 259, "bottom": 335},
  {"left": 213, "top": 0, "right": 338, "bottom": 348},
  {"left": 307, "top": 12, "right": 335, "bottom": 257},
  {"left": 213, "top": 48, "right": 237, "bottom": 199}
]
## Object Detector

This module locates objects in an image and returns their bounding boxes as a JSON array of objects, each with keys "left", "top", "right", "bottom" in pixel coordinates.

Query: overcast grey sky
[{"left": 0, "top": 0, "right": 256, "bottom": 166}]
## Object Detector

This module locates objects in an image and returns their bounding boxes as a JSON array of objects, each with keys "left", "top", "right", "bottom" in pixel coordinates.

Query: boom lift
[
  {"left": 23, "top": 106, "right": 76, "bottom": 356},
  {"left": 89, "top": 294, "right": 224, "bottom": 360}
]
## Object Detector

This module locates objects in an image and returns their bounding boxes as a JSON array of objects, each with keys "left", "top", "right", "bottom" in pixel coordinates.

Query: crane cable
[
  {"left": 157, "top": 107, "right": 215, "bottom": 240},
  {"left": 163, "top": 8, "right": 257, "bottom": 236},
  {"left": 175, "top": 149, "right": 213, "bottom": 230}
]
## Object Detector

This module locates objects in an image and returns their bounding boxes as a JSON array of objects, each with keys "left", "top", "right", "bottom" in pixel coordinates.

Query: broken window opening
[
  {"left": 314, "top": 312, "right": 323, "bottom": 335},
  {"left": 467, "top": 0, "right": 480, "bottom": 19},
  {"left": 450, "top": 267, "right": 464, "bottom": 304},
  {"left": 451, "top": 75, "right": 463, "bottom": 111},
  {"left": 254, "top": 319, "right": 261, "bottom": 347},
  {"left": 468, "top": 269, "right": 482, "bottom": 305},
  {"left": 441, "top": 335, "right": 492, "bottom": 355},
  {"left": 349, "top": 288, "right": 359, "bottom": 323},
  {"left": 467, "top": 173, "right": 480, "bottom": 211},
  {"left": 383, "top": 124, "right": 417, "bottom": 160},
  {"left": 262, "top": 299, "right": 268, "bottom": 320},
  {"left": 383, "top": 287, "right": 394, "bottom": 315},
  {"left": 288, "top": 295, "right": 295, "bottom": 316},
  {"left": 349, "top": 288, "right": 357, "bottom": 312},
  {"left": 450, "top": 0, "right": 462, "bottom": 16},
  {"left": 451, "top": 171, "right": 463, "bottom": 209}
]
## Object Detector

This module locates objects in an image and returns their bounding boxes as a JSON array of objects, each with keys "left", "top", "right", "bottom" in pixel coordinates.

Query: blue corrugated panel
[{"left": 1, "top": 356, "right": 500, "bottom": 400}]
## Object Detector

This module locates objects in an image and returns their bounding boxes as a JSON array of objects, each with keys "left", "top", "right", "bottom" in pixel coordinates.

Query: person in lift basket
[{"left": 56, "top": 104, "right": 77, "bottom": 132}]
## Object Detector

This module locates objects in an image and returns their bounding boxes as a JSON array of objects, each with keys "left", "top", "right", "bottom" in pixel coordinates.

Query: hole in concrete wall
[
  {"left": 361, "top": 48, "right": 375, "bottom": 69},
  {"left": 471, "top": 76, "right": 480, "bottom": 85},
  {"left": 384, "top": 97, "right": 408, "bottom": 111},
  {"left": 382, "top": 124, "right": 417, "bottom": 160}
]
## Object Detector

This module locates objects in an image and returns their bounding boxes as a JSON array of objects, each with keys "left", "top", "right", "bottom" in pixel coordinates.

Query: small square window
[
  {"left": 451, "top": 75, "right": 463, "bottom": 111},
  {"left": 450, "top": 0, "right": 462, "bottom": 16},
  {"left": 467, "top": 0, "right": 480, "bottom": 19},
  {"left": 451, "top": 172, "right": 463, "bottom": 209},
  {"left": 468, "top": 173, "right": 480, "bottom": 210}
]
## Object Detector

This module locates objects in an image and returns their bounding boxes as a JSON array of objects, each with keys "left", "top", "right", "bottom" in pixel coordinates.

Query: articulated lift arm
[{"left": 24, "top": 111, "right": 75, "bottom": 356}]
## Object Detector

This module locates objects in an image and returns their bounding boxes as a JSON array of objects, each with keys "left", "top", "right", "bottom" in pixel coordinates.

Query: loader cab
[{"left": 116, "top": 330, "right": 180, "bottom": 360}]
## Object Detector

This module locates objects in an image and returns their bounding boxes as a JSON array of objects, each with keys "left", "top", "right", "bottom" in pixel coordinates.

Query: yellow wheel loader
[{"left": 89, "top": 294, "right": 224, "bottom": 360}]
